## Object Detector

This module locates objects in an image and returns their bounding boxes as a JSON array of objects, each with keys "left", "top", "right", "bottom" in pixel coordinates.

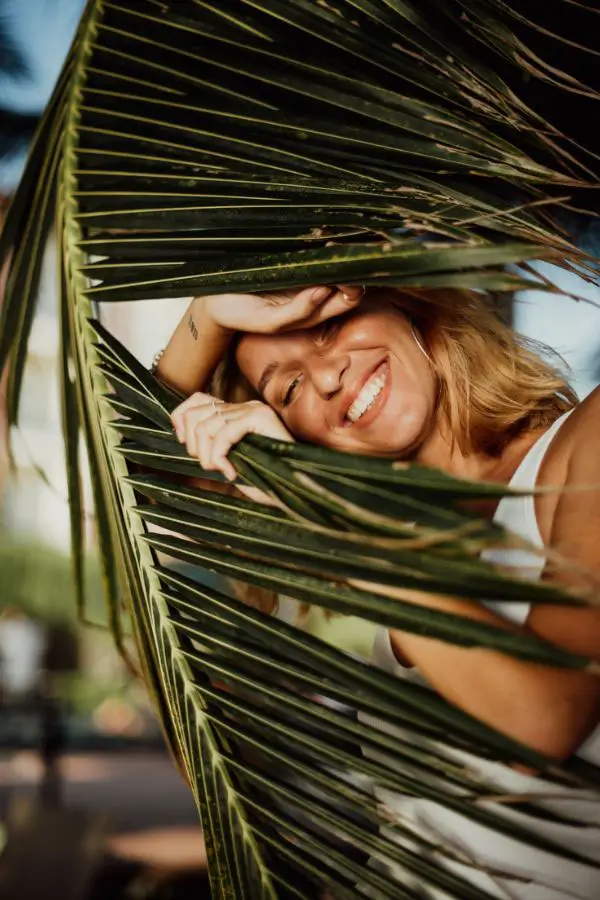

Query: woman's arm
[
  {"left": 355, "top": 583, "right": 600, "bottom": 760},
  {"left": 156, "top": 285, "right": 363, "bottom": 395},
  {"left": 155, "top": 296, "right": 233, "bottom": 395},
  {"left": 359, "top": 389, "right": 600, "bottom": 760},
  {"left": 164, "top": 285, "right": 364, "bottom": 477}
]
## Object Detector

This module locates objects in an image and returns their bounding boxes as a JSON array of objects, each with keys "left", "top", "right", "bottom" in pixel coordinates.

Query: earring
[{"left": 410, "top": 322, "right": 432, "bottom": 364}]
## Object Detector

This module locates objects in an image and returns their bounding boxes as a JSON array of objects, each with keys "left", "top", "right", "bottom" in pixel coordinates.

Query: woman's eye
[{"left": 283, "top": 375, "right": 302, "bottom": 407}]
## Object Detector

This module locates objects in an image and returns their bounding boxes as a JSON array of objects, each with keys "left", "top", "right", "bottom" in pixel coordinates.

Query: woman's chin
[{"left": 352, "top": 408, "right": 426, "bottom": 457}]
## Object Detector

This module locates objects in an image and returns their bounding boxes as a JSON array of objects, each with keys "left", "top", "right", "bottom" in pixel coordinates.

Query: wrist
[
  {"left": 154, "top": 296, "right": 235, "bottom": 396},
  {"left": 195, "top": 294, "right": 234, "bottom": 337}
]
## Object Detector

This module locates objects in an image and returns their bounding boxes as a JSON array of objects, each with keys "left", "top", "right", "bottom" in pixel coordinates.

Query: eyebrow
[{"left": 258, "top": 361, "right": 280, "bottom": 397}]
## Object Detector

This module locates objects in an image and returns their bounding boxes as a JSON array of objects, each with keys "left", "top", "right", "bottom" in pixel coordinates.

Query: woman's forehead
[
  {"left": 235, "top": 330, "right": 298, "bottom": 378},
  {"left": 236, "top": 298, "right": 405, "bottom": 378}
]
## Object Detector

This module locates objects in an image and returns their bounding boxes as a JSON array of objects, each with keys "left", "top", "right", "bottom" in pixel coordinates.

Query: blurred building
[
  {"left": 3, "top": 239, "right": 74, "bottom": 548},
  {"left": 0, "top": 236, "right": 189, "bottom": 550}
]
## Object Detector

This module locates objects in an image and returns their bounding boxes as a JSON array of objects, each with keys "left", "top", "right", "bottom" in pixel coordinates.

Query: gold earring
[{"left": 410, "top": 323, "right": 432, "bottom": 364}]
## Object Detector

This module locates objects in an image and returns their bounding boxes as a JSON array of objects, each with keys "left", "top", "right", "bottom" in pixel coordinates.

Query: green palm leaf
[{"left": 1, "top": 1, "right": 599, "bottom": 897}]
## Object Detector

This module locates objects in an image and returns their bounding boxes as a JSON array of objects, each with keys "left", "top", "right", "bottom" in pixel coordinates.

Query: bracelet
[{"left": 150, "top": 347, "right": 165, "bottom": 375}]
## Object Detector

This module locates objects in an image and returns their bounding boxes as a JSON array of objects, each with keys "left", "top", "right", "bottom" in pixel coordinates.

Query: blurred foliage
[
  {"left": 304, "top": 609, "right": 375, "bottom": 661},
  {"left": 0, "top": 533, "right": 160, "bottom": 728},
  {"left": 0, "top": 532, "right": 104, "bottom": 624}
]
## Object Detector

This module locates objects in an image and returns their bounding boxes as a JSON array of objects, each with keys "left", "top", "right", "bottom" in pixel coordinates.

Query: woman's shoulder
[
  {"left": 554, "top": 385, "right": 600, "bottom": 471},
  {"left": 561, "top": 384, "right": 600, "bottom": 477},
  {"left": 541, "top": 386, "right": 600, "bottom": 477},
  {"left": 571, "top": 384, "right": 600, "bottom": 427},
  {"left": 534, "top": 386, "right": 600, "bottom": 545}
]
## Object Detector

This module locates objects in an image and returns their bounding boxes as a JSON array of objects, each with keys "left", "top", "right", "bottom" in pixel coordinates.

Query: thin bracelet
[{"left": 150, "top": 347, "right": 165, "bottom": 375}]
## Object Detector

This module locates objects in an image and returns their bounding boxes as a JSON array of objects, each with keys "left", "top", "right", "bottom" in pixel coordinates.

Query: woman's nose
[{"left": 309, "top": 351, "right": 350, "bottom": 399}]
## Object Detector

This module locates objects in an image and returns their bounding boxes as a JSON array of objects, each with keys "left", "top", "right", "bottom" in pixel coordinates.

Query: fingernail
[{"left": 310, "top": 286, "right": 330, "bottom": 303}]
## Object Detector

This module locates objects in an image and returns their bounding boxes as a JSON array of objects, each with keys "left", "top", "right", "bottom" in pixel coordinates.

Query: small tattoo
[{"left": 188, "top": 315, "right": 198, "bottom": 340}]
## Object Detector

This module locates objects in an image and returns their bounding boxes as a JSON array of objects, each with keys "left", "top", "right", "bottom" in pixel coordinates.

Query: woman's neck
[{"left": 415, "top": 426, "right": 546, "bottom": 487}]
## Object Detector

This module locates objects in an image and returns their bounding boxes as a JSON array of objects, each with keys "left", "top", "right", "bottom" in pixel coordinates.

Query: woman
[{"left": 156, "top": 285, "right": 600, "bottom": 899}]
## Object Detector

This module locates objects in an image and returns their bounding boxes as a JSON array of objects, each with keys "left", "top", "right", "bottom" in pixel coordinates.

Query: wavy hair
[
  {"left": 210, "top": 287, "right": 577, "bottom": 614},
  {"left": 390, "top": 287, "right": 576, "bottom": 456}
]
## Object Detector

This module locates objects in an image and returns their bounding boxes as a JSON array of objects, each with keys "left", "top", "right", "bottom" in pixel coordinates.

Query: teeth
[{"left": 347, "top": 367, "right": 387, "bottom": 423}]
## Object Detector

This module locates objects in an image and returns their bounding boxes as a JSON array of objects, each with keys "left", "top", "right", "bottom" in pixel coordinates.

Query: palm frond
[
  {"left": 1, "top": 1, "right": 599, "bottom": 897},
  {"left": 0, "top": 108, "right": 38, "bottom": 163}
]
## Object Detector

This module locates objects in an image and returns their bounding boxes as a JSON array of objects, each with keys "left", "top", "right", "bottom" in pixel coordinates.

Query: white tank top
[
  {"left": 481, "top": 408, "right": 574, "bottom": 622},
  {"left": 363, "top": 409, "right": 600, "bottom": 900}
]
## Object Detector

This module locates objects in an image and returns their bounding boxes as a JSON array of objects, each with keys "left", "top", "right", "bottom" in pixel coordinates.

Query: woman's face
[{"left": 235, "top": 297, "right": 439, "bottom": 457}]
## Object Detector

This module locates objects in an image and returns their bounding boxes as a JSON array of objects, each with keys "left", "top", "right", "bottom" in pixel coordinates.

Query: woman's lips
[{"left": 342, "top": 358, "right": 390, "bottom": 429}]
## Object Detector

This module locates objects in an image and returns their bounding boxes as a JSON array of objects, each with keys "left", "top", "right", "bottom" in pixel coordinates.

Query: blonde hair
[
  {"left": 393, "top": 288, "right": 577, "bottom": 456},
  {"left": 210, "top": 287, "right": 577, "bottom": 613}
]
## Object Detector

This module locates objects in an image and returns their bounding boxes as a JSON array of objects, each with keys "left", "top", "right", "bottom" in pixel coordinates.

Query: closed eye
[{"left": 283, "top": 374, "right": 302, "bottom": 407}]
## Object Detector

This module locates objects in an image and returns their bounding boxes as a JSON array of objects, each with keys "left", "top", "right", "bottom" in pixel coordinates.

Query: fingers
[
  {"left": 234, "top": 484, "right": 279, "bottom": 507},
  {"left": 261, "top": 285, "right": 332, "bottom": 332},
  {"left": 209, "top": 403, "right": 292, "bottom": 479},
  {"left": 173, "top": 395, "right": 234, "bottom": 476},
  {"left": 301, "top": 284, "right": 365, "bottom": 329},
  {"left": 208, "top": 412, "right": 255, "bottom": 481},
  {"left": 192, "top": 405, "right": 254, "bottom": 478},
  {"left": 171, "top": 391, "right": 220, "bottom": 440},
  {"left": 276, "top": 283, "right": 365, "bottom": 333},
  {"left": 264, "top": 283, "right": 364, "bottom": 333},
  {"left": 171, "top": 391, "right": 225, "bottom": 468},
  {"left": 338, "top": 284, "right": 366, "bottom": 304},
  {"left": 172, "top": 394, "right": 293, "bottom": 481}
]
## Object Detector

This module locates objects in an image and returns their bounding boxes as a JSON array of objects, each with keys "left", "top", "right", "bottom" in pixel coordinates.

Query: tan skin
[{"left": 158, "top": 286, "right": 600, "bottom": 762}]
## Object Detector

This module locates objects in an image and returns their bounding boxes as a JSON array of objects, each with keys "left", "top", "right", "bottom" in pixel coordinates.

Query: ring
[{"left": 211, "top": 398, "right": 223, "bottom": 416}]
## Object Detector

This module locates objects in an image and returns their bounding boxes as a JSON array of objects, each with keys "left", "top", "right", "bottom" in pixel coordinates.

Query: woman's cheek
[
  {"left": 282, "top": 402, "right": 313, "bottom": 443},
  {"left": 387, "top": 390, "right": 432, "bottom": 451}
]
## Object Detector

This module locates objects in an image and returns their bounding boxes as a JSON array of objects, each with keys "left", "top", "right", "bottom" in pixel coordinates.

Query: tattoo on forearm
[{"left": 188, "top": 314, "right": 198, "bottom": 340}]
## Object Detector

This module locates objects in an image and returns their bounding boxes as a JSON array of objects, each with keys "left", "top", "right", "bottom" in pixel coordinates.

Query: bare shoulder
[
  {"left": 560, "top": 384, "right": 600, "bottom": 475},
  {"left": 537, "top": 386, "right": 600, "bottom": 488},
  {"left": 569, "top": 383, "right": 600, "bottom": 427},
  {"left": 540, "top": 384, "right": 600, "bottom": 576},
  {"left": 528, "top": 387, "right": 600, "bottom": 660}
]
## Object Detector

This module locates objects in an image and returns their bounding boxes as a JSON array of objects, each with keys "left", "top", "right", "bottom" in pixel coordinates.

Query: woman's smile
[
  {"left": 235, "top": 298, "right": 438, "bottom": 457},
  {"left": 342, "top": 357, "right": 390, "bottom": 428}
]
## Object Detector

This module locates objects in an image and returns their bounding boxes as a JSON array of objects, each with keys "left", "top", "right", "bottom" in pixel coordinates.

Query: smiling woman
[
  {"left": 164, "top": 286, "right": 575, "bottom": 473},
  {"left": 234, "top": 294, "right": 436, "bottom": 458},
  {"left": 1, "top": 0, "right": 600, "bottom": 896},
  {"left": 157, "top": 284, "right": 600, "bottom": 899}
]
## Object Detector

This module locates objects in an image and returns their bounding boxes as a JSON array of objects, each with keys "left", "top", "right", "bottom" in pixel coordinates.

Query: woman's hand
[
  {"left": 155, "top": 284, "right": 364, "bottom": 398},
  {"left": 172, "top": 392, "right": 293, "bottom": 482},
  {"left": 202, "top": 283, "right": 364, "bottom": 335}
]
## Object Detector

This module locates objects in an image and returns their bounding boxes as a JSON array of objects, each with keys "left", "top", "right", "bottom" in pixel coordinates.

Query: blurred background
[
  {"left": 1, "top": 2, "right": 599, "bottom": 898},
  {"left": 0, "top": 2, "right": 210, "bottom": 897}
]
